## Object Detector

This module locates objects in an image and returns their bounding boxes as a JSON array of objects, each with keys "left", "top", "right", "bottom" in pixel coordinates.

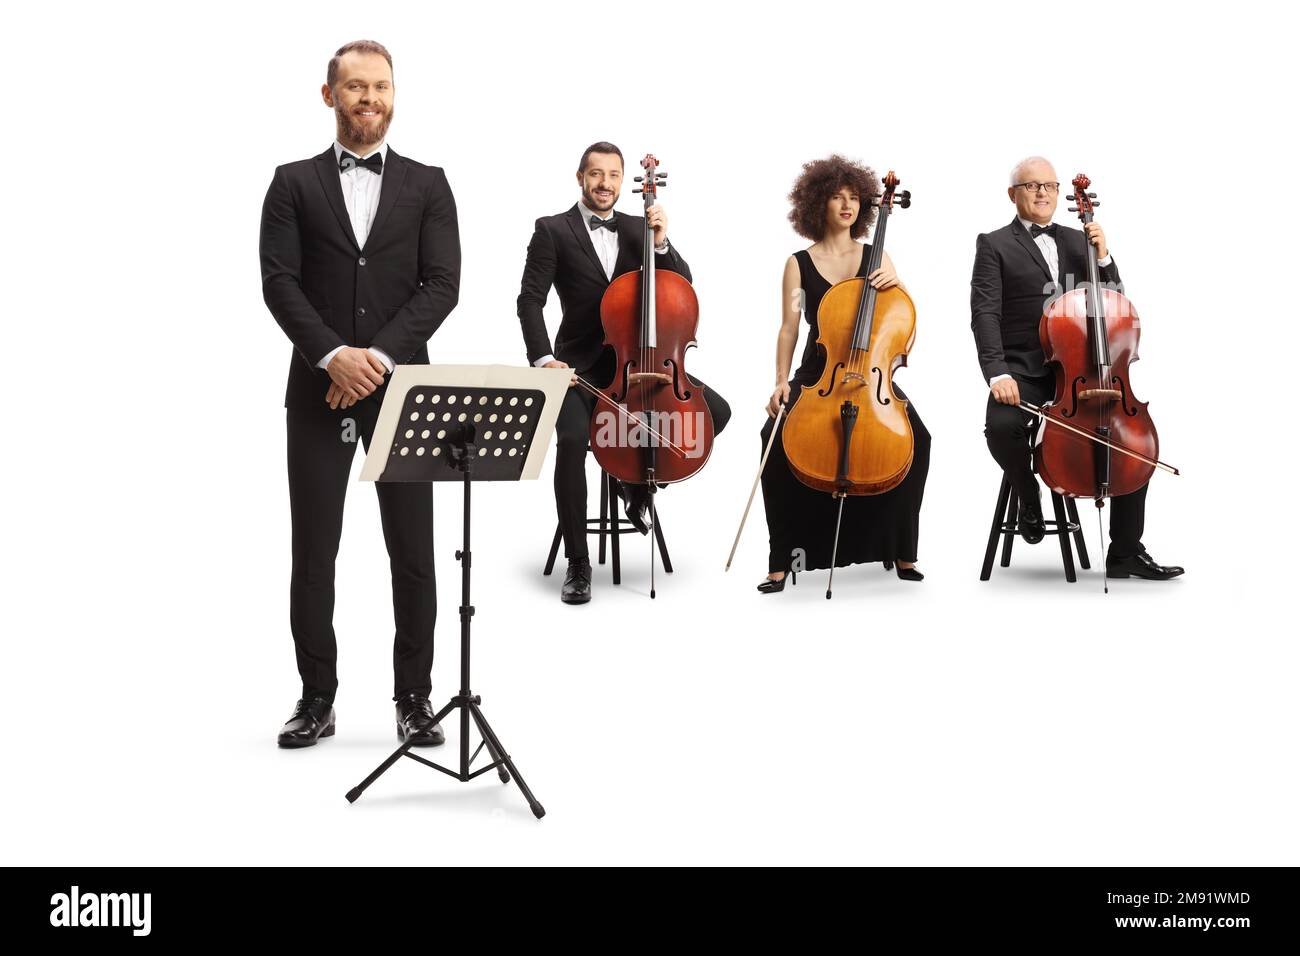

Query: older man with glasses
[{"left": 969, "top": 156, "right": 1183, "bottom": 580}]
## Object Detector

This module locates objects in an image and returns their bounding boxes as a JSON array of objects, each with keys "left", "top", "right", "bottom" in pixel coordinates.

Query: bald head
[{"left": 1010, "top": 156, "right": 1054, "bottom": 186}]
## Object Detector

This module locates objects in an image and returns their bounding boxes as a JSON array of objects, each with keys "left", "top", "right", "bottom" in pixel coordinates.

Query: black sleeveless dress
[{"left": 759, "top": 245, "right": 931, "bottom": 573}]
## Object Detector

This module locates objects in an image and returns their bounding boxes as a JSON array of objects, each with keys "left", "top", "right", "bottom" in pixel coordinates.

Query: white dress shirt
[
  {"left": 582, "top": 199, "right": 620, "bottom": 282},
  {"left": 989, "top": 218, "right": 1113, "bottom": 386},
  {"left": 317, "top": 140, "right": 394, "bottom": 375},
  {"left": 533, "top": 200, "right": 672, "bottom": 368}
]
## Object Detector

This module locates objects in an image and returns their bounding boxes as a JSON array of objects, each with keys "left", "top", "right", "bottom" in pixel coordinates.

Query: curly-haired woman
[{"left": 757, "top": 155, "right": 931, "bottom": 593}]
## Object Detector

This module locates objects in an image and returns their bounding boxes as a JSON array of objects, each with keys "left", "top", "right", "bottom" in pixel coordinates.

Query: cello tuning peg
[
  {"left": 633, "top": 187, "right": 644, "bottom": 194},
  {"left": 1068, "top": 206, "right": 1078, "bottom": 213},
  {"left": 1087, "top": 192, "right": 1097, "bottom": 198},
  {"left": 633, "top": 176, "right": 644, "bottom": 182}
]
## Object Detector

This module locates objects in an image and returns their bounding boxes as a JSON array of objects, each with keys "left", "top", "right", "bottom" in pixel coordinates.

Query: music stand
[{"left": 345, "top": 364, "right": 570, "bottom": 819}]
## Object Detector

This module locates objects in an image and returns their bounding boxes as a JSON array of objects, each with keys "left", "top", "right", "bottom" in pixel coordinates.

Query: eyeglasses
[{"left": 1013, "top": 181, "right": 1060, "bottom": 194}]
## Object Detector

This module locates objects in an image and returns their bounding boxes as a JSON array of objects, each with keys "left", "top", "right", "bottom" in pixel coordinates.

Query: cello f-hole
[
  {"left": 819, "top": 362, "right": 846, "bottom": 397},
  {"left": 872, "top": 367, "right": 891, "bottom": 406},
  {"left": 611, "top": 361, "right": 636, "bottom": 403},
  {"left": 1062, "top": 375, "right": 1086, "bottom": 418},
  {"left": 664, "top": 357, "right": 692, "bottom": 401},
  {"left": 1113, "top": 375, "right": 1138, "bottom": 417}
]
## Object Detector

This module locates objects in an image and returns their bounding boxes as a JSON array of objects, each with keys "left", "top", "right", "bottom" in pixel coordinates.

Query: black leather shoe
[
  {"left": 562, "top": 557, "right": 592, "bottom": 604},
  {"left": 395, "top": 693, "right": 445, "bottom": 746},
  {"left": 1017, "top": 491, "right": 1046, "bottom": 544},
  {"left": 895, "top": 564, "right": 924, "bottom": 582},
  {"left": 1106, "top": 550, "right": 1185, "bottom": 580},
  {"left": 277, "top": 696, "right": 335, "bottom": 748},
  {"left": 757, "top": 572, "right": 793, "bottom": 594},
  {"left": 618, "top": 482, "right": 652, "bottom": 535}
]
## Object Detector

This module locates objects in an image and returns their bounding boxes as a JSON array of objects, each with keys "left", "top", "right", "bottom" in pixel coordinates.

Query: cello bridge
[
  {"left": 627, "top": 372, "right": 673, "bottom": 386},
  {"left": 841, "top": 371, "right": 866, "bottom": 386},
  {"left": 1078, "top": 388, "right": 1123, "bottom": 401}
]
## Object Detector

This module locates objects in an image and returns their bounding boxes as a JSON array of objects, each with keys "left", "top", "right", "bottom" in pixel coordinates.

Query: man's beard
[
  {"left": 335, "top": 102, "right": 393, "bottom": 148},
  {"left": 583, "top": 184, "right": 618, "bottom": 212}
]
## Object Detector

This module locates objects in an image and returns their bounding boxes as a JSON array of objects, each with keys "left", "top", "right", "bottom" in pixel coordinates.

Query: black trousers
[
  {"left": 287, "top": 401, "right": 435, "bottom": 703},
  {"left": 554, "top": 353, "right": 732, "bottom": 560},
  {"left": 984, "top": 373, "right": 1146, "bottom": 559}
]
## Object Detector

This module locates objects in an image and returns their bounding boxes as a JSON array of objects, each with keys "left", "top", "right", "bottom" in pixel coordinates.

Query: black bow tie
[
  {"left": 1030, "top": 223, "right": 1057, "bottom": 238},
  {"left": 589, "top": 215, "right": 617, "bottom": 233},
  {"left": 339, "top": 152, "right": 383, "bottom": 175}
]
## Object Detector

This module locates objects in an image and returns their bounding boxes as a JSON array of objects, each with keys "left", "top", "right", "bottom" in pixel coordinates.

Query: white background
[{"left": 4, "top": 0, "right": 1296, "bottom": 865}]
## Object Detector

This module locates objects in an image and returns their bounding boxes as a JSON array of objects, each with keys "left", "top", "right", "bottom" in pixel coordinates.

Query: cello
[
  {"left": 585, "top": 153, "right": 715, "bottom": 596},
  {"left": 779, "top": 171, "right": 915, "bottom": 595},
  {"left": 1024, "top": 172, "right": 1179, "bottom": 589}
]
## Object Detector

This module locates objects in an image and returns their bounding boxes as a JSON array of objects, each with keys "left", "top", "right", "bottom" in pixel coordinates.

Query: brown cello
[
  {"left": 1026, "top": 173, "right": 1179, "bottom": 588},
  {"left": 586, "top": 153, "right": 714, "bottom": 595},
  {"left": 780, "top": 171, "right": 914, "bottom": 595}
]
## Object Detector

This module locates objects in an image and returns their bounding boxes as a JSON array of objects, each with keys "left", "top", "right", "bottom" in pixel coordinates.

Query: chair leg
[
  {"left": 1065, "top": 496, "right": 1091, "bottom": 570},
  {"left": 597, "top": 472, "right": 610, "bottom": 566},
  {"left": 1000, "top": 493, "right": 1019, "bottom": 568},
  {"left": 653, "top": 503, "right": 673, "bottom": 573},
  {"left": 609, "top": 475, "right": 622, "bottom": 586},
  {"left": 981, "top": 476, "right": 1013, "bottom": 581},
  {"left": 1051, "top": 492, "right": 1077, "bottom": 583},
  {"left": 543, "top": 524, "right": 562, "bottom": 575}
]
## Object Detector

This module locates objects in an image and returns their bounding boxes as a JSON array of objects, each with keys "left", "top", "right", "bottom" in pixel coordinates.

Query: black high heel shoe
[
  {"left": 893, "top": 562, "right": 924, "bottom": 582},
  {"left": 756, "top": 571, "right": 796, "bottom": 594}
]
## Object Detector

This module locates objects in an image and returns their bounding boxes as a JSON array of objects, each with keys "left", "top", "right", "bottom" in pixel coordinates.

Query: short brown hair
[
  {"left": 787, "top": 155, "right": 880, "bottom": 241},
  {"left": 327, "top": 40, "right": 393, "bottom": 90},
  {"left": 578, "top": 141, "right": 624, "bottom": 174}
]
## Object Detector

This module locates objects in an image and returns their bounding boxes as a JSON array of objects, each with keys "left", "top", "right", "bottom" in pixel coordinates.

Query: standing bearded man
[{"left": 261, "top": 40, "right": 461, "bottom": 747}]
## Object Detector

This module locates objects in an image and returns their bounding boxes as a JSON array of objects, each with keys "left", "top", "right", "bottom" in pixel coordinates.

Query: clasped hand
[{"left": 325, "top": 347, "right": 388, "bottom": 410}]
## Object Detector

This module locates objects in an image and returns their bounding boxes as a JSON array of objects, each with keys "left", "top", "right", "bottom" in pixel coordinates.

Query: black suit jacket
[
  {"left": 970, "top": 218, "right": 1121, "bottom": 381},
  {"left": 516, "top": 204, "right": 691, "bottom": 372},
  {"left": 260, "top": 145, "right": 461, "bottom": 409}
]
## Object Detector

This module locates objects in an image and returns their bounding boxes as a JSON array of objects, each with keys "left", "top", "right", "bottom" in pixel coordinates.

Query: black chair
[
  {"left": 543, "top": 467, "right": 672, "bottom": 585},
  {"left": 980, "top": 473, "right": 1091, "bottom": 583}
]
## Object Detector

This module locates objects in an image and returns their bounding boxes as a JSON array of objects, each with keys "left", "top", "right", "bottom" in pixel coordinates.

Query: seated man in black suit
[
  {"left": 969, "top": 156, "right": 1182, "bottom": 580},
  {"left": 517, "top": 142, "right": 732, "bottom": 604}
]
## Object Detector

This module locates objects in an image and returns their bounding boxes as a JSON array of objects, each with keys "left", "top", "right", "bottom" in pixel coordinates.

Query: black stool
[
  {"left": 543, "top": 469, "right": 672, "bottom": 584},
  {"left": 980, "top": 474, "right": 1090, "bottom": 583}
]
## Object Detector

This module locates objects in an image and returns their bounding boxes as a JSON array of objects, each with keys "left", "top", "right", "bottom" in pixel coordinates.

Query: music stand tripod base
[{"left": 344, "top": 467, "right": 545, "bottom": 818}]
